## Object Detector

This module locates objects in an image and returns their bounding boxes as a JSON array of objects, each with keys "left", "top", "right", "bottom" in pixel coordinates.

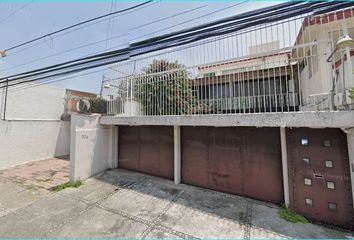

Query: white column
[
  {"left": 174, "top": 125, "right": 181, "bottom": 185},
  {"left": 109, "top": 125, "right": 118, "bottom": 169},
  {"left": 280, "top": 127, "right": 290, "bottom": 206},
  {"left": 346, "top": 128, "right": 354, "bottom": 207}
]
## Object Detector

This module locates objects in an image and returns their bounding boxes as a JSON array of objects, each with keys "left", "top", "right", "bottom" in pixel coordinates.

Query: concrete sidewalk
[{"left": 0, "top": 169, "right": 352, "bottom": 238}]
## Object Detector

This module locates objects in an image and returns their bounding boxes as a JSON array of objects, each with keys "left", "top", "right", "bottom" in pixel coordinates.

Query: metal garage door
[
  {"left": 118, "top": 126, "right": 174, "bottom": 180},
  {"left": 181, "top": 127, "right": 284, "bottom": 204},
  {"left": 287, "top": 128, "right": 354, "bottom": 228}
]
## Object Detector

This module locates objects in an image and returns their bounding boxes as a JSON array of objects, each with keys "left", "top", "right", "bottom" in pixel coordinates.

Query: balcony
[{"left": 102, "top": 7, "right": 354, "bottom": 125}]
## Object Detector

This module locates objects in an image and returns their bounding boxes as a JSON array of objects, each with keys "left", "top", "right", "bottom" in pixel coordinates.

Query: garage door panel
[
  {"left": 243, "top": 128, "right": 283, "bottom": 203},
  {"left": 158, "top": 127, "right": 174, "bottom": 179},
  {"left": 118, "top": 126, "right": 174, "bottom": 180},
  {"left": 182, "top": 127, "right": 210, "bottom": 188},
  {"left": 118, "top": 127, "right": 140, "bottom": 170},
  {"left": 208, "top": 137, "right": 244, "bottom": 195},
  {"left": 139, "top": 127, "right": 160, "bottom": 176},
  {"left": 182, "top": 126, "right": 283, "bottom": 204}
]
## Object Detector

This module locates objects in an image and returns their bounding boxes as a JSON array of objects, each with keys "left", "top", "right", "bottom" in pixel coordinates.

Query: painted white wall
[
  {"left": 0, "top": 84, "right": 65, "bottom": 120},
  {"left": 0, "top": 120, "right": 70, "bottom": 169},
  {"left": 70, "top": 114, "right": 117, "bottom": 180}
]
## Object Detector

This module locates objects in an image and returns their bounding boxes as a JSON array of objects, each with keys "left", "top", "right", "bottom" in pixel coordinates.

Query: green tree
[{"left": 136, "top": 59, "right": 199, "bottom": 115}]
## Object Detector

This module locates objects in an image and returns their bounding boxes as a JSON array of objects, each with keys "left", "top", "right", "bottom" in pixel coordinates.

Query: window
[
  {"left": 303, "top": 158, "right": 310, "bottom": 165},
  {"left": 307, "top": 44, "right": 318, "bottom": 78},
  {"left": 323, "top": 139, "right": 332, "bottom": 147},
  {"left": 305, "top": 198, "right": 313, "bottom": 206},
  {"left": 325, "top": 160, "right": 333, "bottom": 168},
  {"left": 301, "top": 138, "right": 309, "bottom": 146},
  {"left": 328, "top": 202, "right": 337, "bottom": 211},
  {"left": 203, "top": 72, "right": 216, "bottom": 78},
  {"left": 211, "top": 83, "right": 231, "bottom": 99},
  {"left": 327, "top": 181, "right": 335, "bottom": 190},
  {"left": 304, "top": 178, "right": 312, "bottom": 186}
]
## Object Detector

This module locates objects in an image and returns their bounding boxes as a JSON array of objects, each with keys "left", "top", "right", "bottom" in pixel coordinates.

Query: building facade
[{"left": 71, "top": 6, "right": 354, "bottom": 228}]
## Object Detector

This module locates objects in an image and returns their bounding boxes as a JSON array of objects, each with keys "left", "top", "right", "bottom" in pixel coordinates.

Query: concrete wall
[
  {"left": 0, "top": 120, "right": 70, "bottom": 169},
  {"left": 0, "top": 84, "right": 65, "bottom": 120},
  {"left": 0, "top": 84, "right": 72, "bottom": 169},
  {"left": 70, "top": 114, "right": 117, "bottom": 180}
]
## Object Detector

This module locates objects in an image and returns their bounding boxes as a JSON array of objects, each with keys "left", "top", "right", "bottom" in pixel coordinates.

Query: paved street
[{"left": 0, "top": 169, "right": 352, "bottom": 238}]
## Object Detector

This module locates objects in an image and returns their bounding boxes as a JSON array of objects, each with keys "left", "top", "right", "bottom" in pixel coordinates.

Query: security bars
[{"left": 105, "top": 7, "right": 354, "bottom": 116}]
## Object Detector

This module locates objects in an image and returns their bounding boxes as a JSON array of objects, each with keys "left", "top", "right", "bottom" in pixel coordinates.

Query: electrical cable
[
  {"left": 0, "top": 1, "right": 33, "bottom": 24},
  {"left": 0, "top": 1, "right": 352, "bottom": 90},
  {"left": 0, "top": 3, "right": 210, "bottom": 74},
  {"left": 5, "top": 0, "right": 159, "bottom": 58},
  {"left": 2, "top": 1, "right": 153, "bottom": 54}
]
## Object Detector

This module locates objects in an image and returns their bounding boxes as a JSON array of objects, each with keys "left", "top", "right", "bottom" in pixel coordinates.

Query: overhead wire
[
  {"left": 1, "top": 1, "right": 353, "bottom": 90},
  {"left": 5, "top": 0, "right": 160, "bottom": 58},
  {"left": 0, "top": 3, "right": 209, "bottom": 74},
  {"left": 0, "top": 0, "right": 33, "bottom": 24},
  {"left": 0, "top": 1, "right": 346, "bottom": 85},
  {"left": 2, "top": 1, "right": 153, "bottom": 54}
]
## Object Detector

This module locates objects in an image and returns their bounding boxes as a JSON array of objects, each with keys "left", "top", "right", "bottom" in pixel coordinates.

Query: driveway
[{"left": 0, "top": 169, "right": 352, "bottom": 238}]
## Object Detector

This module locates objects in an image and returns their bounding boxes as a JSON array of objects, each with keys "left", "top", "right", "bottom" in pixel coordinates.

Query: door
[
  {"left": 287, "top": 128, "right": 354, "bottom": 228},
  {"left": 118, "top": 126, "right": 174, "bottom": 179},
  {"left": 181, "top": 126, "right": 284, "bottom": 203}
]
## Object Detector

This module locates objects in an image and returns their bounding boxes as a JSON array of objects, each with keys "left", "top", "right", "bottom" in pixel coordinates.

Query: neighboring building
[
  {"left": 71, "top": 6, "right": 354, "bottom": 229},
  {"left": 0, "top": 84, "right": 70, "bottom": 169},
  {"left": 0, "top": 84, "right": 97, "bottom": 169},
  {"left": 63, "top": 89, "right": 98, "bottom": 119}
]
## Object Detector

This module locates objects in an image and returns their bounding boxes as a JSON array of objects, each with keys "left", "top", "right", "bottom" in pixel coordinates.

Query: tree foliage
[{"left": 136, "top": 59, "right": 198, "bottom": 115}]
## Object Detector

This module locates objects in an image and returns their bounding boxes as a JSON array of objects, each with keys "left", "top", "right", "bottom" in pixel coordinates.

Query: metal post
[
  {"left": 280, "top": 127, "right": 290, "bottom": 206},
  {"left": 2, "top": 79, "right": 8, "bottom": 120},
  {"left": 99, "top": 75, "right": 105, "bottom": 98},
  {"left": 174, "top": 125, "right": 181, "bottom": 185}
]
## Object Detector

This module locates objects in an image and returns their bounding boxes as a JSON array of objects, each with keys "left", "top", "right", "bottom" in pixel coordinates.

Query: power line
[
  {"left": 1, "top": 1, "right": 352, "bottom": 90},
  {"left": 0, "top": 33, "right": 128, "bottom": 74},
  {"left": 131, "top": 1, "right": 249, "bottom": 42},
  {"left": 2, "top": 0, "right": 159, "bottom": 58},
  {"left": 129, "top": 4, "right": 208, "bottom": 31},
  {"left": 0, "top": 1, "right": 33, "bottom": 24},
  {"left": 1, "top": 1, "right": 153, "bottom": 55},
  {"left": 0, "top": 4, "right": 209, "bottom": 74}
]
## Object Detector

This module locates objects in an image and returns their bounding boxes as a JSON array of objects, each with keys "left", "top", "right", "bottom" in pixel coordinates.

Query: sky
[{"left": 0, "top": 1, "right": 281, "bottom": 94}]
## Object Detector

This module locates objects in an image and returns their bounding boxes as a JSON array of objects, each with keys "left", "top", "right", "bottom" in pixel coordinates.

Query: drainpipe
[
  {"left": 342, "top": 51, "right": 347, "bottom": 106},
  {"left": 280, "top": 127, "right": 290, "bottom": 206}
]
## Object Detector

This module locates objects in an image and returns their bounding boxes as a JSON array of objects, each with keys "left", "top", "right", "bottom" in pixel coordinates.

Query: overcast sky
[{"left": 0, "top": 1, "right": 281, "bottom": 93}]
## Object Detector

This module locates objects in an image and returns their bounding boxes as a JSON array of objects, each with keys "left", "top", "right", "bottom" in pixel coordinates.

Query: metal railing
[{"left": 104, "top": 7, "right": 354, "bottom": 116}]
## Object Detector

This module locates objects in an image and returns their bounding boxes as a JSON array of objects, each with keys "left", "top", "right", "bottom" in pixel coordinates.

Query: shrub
[
  {"left": 278, "top": 205, "right": 309, "bottom": 223},
  {"left": 89, "top": 98, "right": 107, "bottom": 114},
  {"left": 51, "top": 180, "right": 83, "bottom": 192}
]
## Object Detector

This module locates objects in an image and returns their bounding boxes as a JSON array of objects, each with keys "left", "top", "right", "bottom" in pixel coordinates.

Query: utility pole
[{"left": 99, "top": 74, "right": 105, "bottom": 98}]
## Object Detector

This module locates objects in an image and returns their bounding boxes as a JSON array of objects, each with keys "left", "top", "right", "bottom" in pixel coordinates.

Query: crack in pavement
[
  {"left": 139, "top": 189, "right": 185, "bottom": 239},
  {"left": 243, "top": 199, "right": 253, "bottom": 240}
]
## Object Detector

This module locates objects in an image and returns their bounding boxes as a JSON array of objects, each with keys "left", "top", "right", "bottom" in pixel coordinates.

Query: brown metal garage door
[
  {"left": 287, "top": 128, "right": 354, "bottom": 228},
  {"left": 118, "top": 126, "right": 174, "bottom": 180},
  {"left": 181, "top": 127, "right": 284, "bottom": 204}
]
